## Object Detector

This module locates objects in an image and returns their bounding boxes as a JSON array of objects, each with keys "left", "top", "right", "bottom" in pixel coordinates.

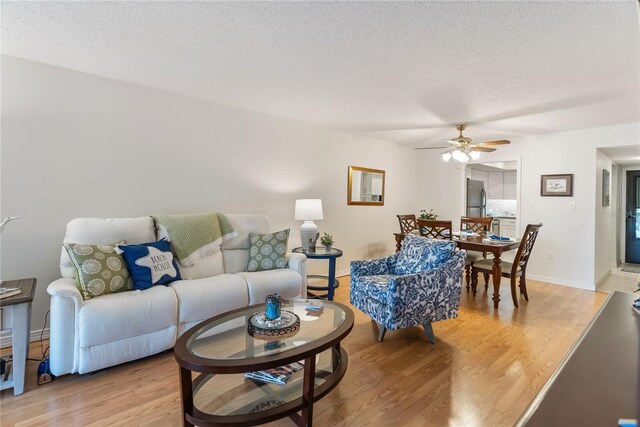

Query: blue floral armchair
[{"left": 350, "top": 234, "right": 465, "bottom": 342}]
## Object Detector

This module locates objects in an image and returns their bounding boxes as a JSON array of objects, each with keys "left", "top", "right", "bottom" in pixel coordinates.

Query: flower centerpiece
[{"left": 419, "top": 209, "right": 438, "bottom": 220}]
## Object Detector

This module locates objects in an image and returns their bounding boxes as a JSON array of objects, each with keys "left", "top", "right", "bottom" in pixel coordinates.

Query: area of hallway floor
[{"left": 597, "top": 266, "right": 639, "bottom": 294}]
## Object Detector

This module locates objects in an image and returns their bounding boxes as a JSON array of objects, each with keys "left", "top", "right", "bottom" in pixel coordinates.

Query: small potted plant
[
  {"left": 320, "top": 233, "right": 335, "bottom": 252},
  {"left": 419, "top": 209, "right": 438, "bottom": 220}
]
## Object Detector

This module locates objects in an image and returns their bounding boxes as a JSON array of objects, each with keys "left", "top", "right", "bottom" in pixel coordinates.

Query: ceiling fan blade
[
  {"left": 477, "top": 139, "right": 511, "bottom": 146},
  {"left": 470, "top": 146, "right": 497, "bottom": 152},
  {"left": 414, "top": 146, "right": 450, "bottom": 150}
]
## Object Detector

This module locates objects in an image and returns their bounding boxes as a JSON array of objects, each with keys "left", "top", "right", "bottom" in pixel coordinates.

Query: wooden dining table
[{"left": 394, "top": 232, "right": 520, "bottom": 309}]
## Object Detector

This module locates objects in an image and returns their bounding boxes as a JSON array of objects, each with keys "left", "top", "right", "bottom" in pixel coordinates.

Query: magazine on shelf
[
  {"left": 0, "top": 288, "right": 21, "bottom": 300},
  {"left": 244, "top": 361, "right": 304, "bottom": 386}
]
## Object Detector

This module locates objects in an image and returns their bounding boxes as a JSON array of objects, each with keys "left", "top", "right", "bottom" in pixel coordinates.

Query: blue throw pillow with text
[{"left": 118, "top": 240, "right": 181, "bottom": 290}]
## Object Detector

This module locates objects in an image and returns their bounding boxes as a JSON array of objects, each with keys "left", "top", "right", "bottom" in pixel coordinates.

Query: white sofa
[{"left": 47, "top": 214, "right": 307, "bottom": 375}]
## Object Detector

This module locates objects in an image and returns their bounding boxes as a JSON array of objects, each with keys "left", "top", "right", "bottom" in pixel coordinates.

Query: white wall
[
  {"left": 594, "top": 150, "right": 617, "bottom": 286},
  {"left": 0, "top": 56, "right": 423, "bottom": 332},
  {"left": 417, "top": 122, "right": 640, "bottom": 290}
]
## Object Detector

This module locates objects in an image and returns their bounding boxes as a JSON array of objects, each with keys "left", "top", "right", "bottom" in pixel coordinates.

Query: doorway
[
  {"left": 464, "top": 160, "right": 520, "bottom": 239},
  {"left": 625, "top": 170, "right": 640, "bottom": 264}
]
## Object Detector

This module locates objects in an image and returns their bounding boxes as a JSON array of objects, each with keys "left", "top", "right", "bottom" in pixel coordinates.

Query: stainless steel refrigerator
[{"left": 466, "top": 179, "right": 486, "bottom": 217}]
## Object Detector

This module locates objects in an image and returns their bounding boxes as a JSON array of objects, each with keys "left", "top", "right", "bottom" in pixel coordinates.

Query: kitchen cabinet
[
  {"left": 488, "top": 172, "right": 503, "bottom": 199},
  {"left": 503, "top": 171, "right": 517, "bottom": 199},
  {"left": 469, "top": 168, "right": 517, "bottom": 200},
  {"left": 469, "top": 169, "right": 488, "bottom": 188},
  {"left": 501, "top": 218, "right": 517, "bottom": 238}
]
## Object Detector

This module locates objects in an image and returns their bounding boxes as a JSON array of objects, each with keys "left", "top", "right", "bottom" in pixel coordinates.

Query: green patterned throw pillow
[
  {"left": 64, "top": 242, "right": 133, "bottom": 300},
  {"left": 247, "top": 229, "right": 290, "bottom": 272}
]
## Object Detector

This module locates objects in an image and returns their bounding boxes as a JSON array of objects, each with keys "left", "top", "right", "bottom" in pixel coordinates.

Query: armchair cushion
[{"left": 394, "top": 234, "right": 457, "bottom": 275}]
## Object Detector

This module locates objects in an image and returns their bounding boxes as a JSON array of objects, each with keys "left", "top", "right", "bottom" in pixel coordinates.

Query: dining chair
[
  {"left": 397, "top": 214, "right": 418, "bottom": 234},
  {"left": 471, "top": 223, "right": 543, "bottom": 307},
  {"left": 460, "top": 216, "right": 493, "bottom": 293},
  {"left": 461, "top": 217, "right": 493, "bottom": 234},
  {"left": 417, "top": 219, "right": 452, "bottom": 240}
]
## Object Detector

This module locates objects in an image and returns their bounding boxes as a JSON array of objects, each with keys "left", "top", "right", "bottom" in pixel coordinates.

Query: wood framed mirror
[{"left": 348, "top": 166, "right": 385, "bottom": 206}]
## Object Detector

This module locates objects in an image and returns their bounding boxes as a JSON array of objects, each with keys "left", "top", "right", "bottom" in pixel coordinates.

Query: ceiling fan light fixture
[
  {"left": 441, "top": 152, "right": 452, "bottom": 162},
  {"left": 452, "top": 150, "right": 469, "bottom": 163},
  {"left": 469, "top": 151, "right": 481, "bottom": 160}
]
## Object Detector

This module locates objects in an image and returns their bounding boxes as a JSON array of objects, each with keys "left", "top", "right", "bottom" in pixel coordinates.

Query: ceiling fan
[{"left": 415, "top": 125, "right": 510, "bottom": 162}]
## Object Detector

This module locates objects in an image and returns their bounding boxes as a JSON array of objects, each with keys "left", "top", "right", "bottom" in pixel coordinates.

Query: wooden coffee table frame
[{"left": 174, "top": 302, "right": 354, "bottom": 427}]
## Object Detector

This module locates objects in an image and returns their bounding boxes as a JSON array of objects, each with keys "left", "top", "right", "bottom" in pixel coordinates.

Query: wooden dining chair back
[
  {"left": 417, "top": 219, "right": 452, "bottom": 240},
  {"left": 470, "top": 223, "right": 543, "bottom": 308},
  {"left": 397, "top": 214, "right": 417, "bottom": 234},
  {"left": 460, "top": 217, "right": 493, "bottom": 234},
  {"left": 460, "top": 216, "right": 493, "bottom": 293},
  {"left": 510, "top": 223, "right": 543, "bottom": 277}
]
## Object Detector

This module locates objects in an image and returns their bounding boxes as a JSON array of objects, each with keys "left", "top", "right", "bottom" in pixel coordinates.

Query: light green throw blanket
[{"left": 153, "top": 213, "right": 237, "bottom": 266}]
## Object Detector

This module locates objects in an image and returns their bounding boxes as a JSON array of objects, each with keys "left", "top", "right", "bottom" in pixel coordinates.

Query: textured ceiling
[{"left": 2, "top": 1, "right": 639, "bottom": 146}]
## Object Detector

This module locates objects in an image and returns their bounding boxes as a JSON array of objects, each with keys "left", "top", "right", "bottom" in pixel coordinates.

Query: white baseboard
[
  {"left": 0, "top": 328, "right": 49, "bottom": 349},
  {"left": 610, "top": 266, "right": 638, "bottom": 277},
  {"left": 595, "top": 270, "right": 612, "bottom": 289},
  {"left": 526, "top": 274, "right": 594, "bottom": 291}
]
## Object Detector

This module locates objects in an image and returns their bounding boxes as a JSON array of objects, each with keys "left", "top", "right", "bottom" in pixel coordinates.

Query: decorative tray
[{"left": 248, "top": 310, "right": 300, "bottom": 339}]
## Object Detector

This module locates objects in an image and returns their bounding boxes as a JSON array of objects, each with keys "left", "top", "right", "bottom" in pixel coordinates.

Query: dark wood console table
[{"left": 517, "top": 291, "right": 639, "bottom": 426}]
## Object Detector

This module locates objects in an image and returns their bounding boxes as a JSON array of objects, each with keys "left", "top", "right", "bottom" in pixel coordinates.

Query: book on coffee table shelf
[
  {"left": 0, "top": 288, "right": 21, "bottom": 300},
  {"left": 244, "top": 361, "right": 304, "bottom": 386}
]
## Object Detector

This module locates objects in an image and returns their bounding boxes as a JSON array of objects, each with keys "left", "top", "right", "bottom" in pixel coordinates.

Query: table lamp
[{"left": 294, "top": 199, "right": 323, "bottom": 251}]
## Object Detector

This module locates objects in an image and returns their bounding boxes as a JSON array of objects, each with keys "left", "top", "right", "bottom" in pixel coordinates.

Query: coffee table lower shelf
[{"left": 180, "top": 346, "right": 348, "bottom": 427}]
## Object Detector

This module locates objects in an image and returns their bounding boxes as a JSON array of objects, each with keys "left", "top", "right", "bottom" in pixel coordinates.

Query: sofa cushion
[
  {"left": 179, "top": 250, "right": 225, "bottom": 280},
  {"left": 119, "top": 240, "right": 182, "bottom": 290},
  {"left": 169, "top": 274, "right": 249, "bottom": 325},
  {"left": 221, "top": 214, "right": 271, "bottom": 250},
  {"left": 237, "top": 269, "right": 302, "bottom": 305},
  {"left": 60, "top": 217, "right": 155, "bottom": 279},
  {"left": 394, "top": 234, "right": 457, "bottom": 275},
  {"left": 247, "top": 229, "right": 290, "bottom": 272},
  {"left": 78, "top": 285, "right": 178, "bottom": 348},
  {"left": 63, "top": 242, "right": 133, "bottom": 300}
]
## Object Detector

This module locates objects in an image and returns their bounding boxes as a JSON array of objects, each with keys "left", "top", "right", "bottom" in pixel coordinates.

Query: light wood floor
[{"left": 0, "top": 277, "right": 606, "bottom": 427}]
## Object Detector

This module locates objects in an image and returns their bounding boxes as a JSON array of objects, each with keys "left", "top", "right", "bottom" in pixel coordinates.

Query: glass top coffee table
[{"left": 174, "top": 299, "right": 354, "bottom": 426}]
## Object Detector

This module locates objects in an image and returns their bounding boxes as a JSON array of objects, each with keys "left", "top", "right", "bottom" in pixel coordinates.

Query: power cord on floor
[
  {"left": 23, "top": 309, "right": 52, "bottom": 384},
  {"left": 27, "top": 309, "right": 49, "bottom": 362}
]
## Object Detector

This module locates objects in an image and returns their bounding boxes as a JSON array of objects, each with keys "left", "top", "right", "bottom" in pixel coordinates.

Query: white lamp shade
[
  {"left": 294, "top": 199, "right": 324, "bottom": 220},
  {"left": 469, "top": 151, "right": 481, "bottom": 160}
]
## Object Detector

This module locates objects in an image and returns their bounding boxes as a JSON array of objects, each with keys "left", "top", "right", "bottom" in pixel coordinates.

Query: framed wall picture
[
  {"left": 602, "top": 169, "right": 610, "bottom": 207},
  {"left": 541, "top": 174, "right": 573, "bottom": 197}
]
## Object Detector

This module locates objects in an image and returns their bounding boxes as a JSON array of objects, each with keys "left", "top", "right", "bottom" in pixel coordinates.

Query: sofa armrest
[
  {"left": 48, "top": 278, "right": 84, "bottom": 304},
  {"left": 47, "top": 278, "right": 83, "bottom": 376},
  {"left": 351, "top": 253, "right": 399, "bottom": 277},
  {"left": 287, "top": 252, "right": 307, "bottom": 298}
]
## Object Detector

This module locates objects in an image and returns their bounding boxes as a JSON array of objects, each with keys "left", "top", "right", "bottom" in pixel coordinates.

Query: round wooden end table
[
  {"left": 174, "top": 300, "right": 354, "bottom": 426},
  {"left": 292, "top": 247, "right": 343, "bottom": 301}
]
